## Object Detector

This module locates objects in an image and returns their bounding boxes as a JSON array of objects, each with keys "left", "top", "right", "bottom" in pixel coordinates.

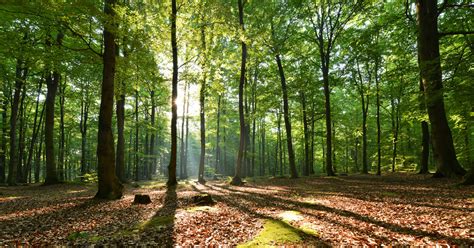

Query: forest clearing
[
  {"left": 1, "top": 174, "right": 473, "bottom": 246},
  {"left": 0, "top": 0, "right": 473, "bottom": 246}
]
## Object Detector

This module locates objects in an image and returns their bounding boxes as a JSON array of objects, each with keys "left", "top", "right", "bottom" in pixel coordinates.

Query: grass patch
[{"left": 238, "top": 219, "right": 318, "bottom": 247}]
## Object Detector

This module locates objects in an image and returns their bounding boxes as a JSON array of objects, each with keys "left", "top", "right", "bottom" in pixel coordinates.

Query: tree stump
[
  {"left": 192, "top": 193, "right": 215, "bottom": 206},
  {"left": 133, "top": 194, "right": 152, "bottom": 204}
]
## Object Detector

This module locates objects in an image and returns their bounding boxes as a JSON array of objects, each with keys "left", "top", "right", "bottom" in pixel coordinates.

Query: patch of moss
[
  {"left": 185, "top": 205, "right": 218, "bottom": 213},
  {"left": 238, "top": 219, "right": 318, "bottom": 247},
  {"left": 137, "top": 215, "right": 174, "bottom": 231},
  {"left": 278, "top": 211, "right": 303, "bottom": 222},
  {"left": 67, "top": 231, "right": 90, "bottom": 241},
  {"left": 380, "top": 191, "right": 398, "bottom": 197}
]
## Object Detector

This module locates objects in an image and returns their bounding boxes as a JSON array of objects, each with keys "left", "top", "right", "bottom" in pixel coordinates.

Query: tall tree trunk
[
  {"left": 301, "top": 92, "right": 310, "bottom": 176},
  {"left": 168, "top": 0, "right": 178, "bottom": 186},
  {"left": 391, "top": 98, "right": 400, "bottom": 173},
  {"left": 215, "top": 94, "right": 221, "bottom": 174},
  {"left": 134, "top": 90, "right": 139, "bottom": 181},
  {"left": 418, "top": 67, "right": 430, "bottom": 174},
  {"left": 95, "top": 0, "right": 124, "bottom": 199},
  {"left": 183, "top": 86, "right": 190, "bottom": 179},
  {"left": 149, "top": 90, "right": 156, "bottom": 180},
  {"left": 44, "top": 32, "right": 63, "bottom": 185},
  {"left": 261, "top": 120, "right": 266, "bottom": 176},
  {"left": 44, "top": 69, "right": 60, "bottom": 185},
  {"left": 116, "top": 84, "right": 126, "bottom": 182},
  {"left": 17, "top": 84, "right": 27, "bottom": 183},
  {"left": 58, "top": 78, "right": 66, "bottom": 181},
  {"left": 25, "top": 79, "right": 44, "bottom": 183},
  {"left": 34, "top": 119, "right": 45, "bottom": 183},
  {"left": 80, "top": 91, "right": 89, "bottom": 180},
  {"left": 277, "top": 108, "right": 283, "bottom": 176},
  {"left": 275, "top": 54, "right": 298, "bottom": 179},
  {"left": 310, "top": 101, "right": 315, "bottom": 174},
  {"left": 0, "top": 87, "right": 7, "bottom": 183},
  {"left": 416, "top": 0, "right": 465, "bottom": 178},
  {"left": 376, "top": 63, "right": 381, "bottom": 176},
  {"left": 198, "top": 21, "right": 207, "bottom": 184},
  {"left": 231, "top": 0, "right": 246, "bottom": 186},
  {"left": 355, "top": 61, "right": 370, "bottom": 174},
  {"left": 322, "top": 61, "right": 335, "bottom": 176},
  {"left": 180, "top": 81, "right": 188, "bottom": 179},
  {"left": 8, "top": 59, "right": 26, "bottom": 185}
]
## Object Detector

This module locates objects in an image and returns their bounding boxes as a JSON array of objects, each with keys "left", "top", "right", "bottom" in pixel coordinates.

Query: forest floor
[{"left": 0, "top": 173, "right": 473, "bottom": 247}]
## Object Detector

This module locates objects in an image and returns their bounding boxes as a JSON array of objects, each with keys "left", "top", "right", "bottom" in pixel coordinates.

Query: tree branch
[{"left": 439, "top": 30, "right": 474, "bottom": 37}]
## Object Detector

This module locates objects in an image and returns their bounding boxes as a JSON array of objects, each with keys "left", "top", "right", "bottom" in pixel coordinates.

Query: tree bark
[
  {"left": 215, "top": 94, "right": 221, "bottom": 174},
  {"left": 168, "top": 0, "right": 178, "bottom": 186},
  {"left": 198, "top": 21, "right": 207, "bottom": 184},
  {"left": 58, "top": 77, "right": 66, "bottom": 181},
  {"left": 80, "top": 89, "right": 89, "bottom": 179},
  {"left": 8, "top": 60, "right": 26, "bottom": 185},
  {"left": 25, "top": 78, "right": 44, "bottom": 183},
  {"left": 275, "top": 54, "right": 298, "bottom": 179},
  {"left": 95, "top": 0, "right": 123, "bottom": 199},
  {"left": 231, "top": 0, "right": 246, "bottom": 186},
  {"left": 0, "top": 86, "right": 7, "bottom": 184},
  {"left": 376, "top": 62, "right": 381, "bottom": 176},
  {"left": 180, "top": 81, "right": 188, "bottom": 179},
  {"left": 17, "top": 84, "right": 27, "bottom": 183},
  {"left": 301, "top": 92, "right": 310, "bottom": 176},
  {"left": 149, "top": 90, "right": 156, "bottom": 180},
  {"left": 116, "top": 85, "right": 126, "bottom": 182},
  {"left": 416, "top": 0, "right": 465, "bottom": 177},
  {"left": 134, "top": 90, "right": 139, "bottom": 181}
]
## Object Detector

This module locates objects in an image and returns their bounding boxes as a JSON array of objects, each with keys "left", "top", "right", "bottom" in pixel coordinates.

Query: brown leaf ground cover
[{"left": 0, "top": 173, "right": 472, "bottom": 247}]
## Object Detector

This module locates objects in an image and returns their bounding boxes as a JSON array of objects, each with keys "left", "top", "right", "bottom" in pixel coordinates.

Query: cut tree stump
[
  {"left": 192, "top": 193, "right": 215, "bottom": 206},
  {"left": 133, "top": 194, "right": 152, "bottom": 204}
]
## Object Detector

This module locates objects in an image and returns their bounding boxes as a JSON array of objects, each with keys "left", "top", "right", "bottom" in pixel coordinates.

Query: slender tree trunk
[
  {"left": 25, "top": 79, "right": 44, "bottom": 183},
  {"left": 149, "top": 90, "right": 156, "bottom": 180},
  {"left": 183, "top": 86, "right": 190, "bottom": 179},
  {"left": 80, "top": 92, "right": 89, "bottom": 179},
  {"left": 95, "top": 0, "right": 123, "bottom": 199},
  {"left": 310, "top": 101, "right": 315, "bottom": 174},
  {"left": 17, "top": 84, "right": 27, "bottom": 183},
  {"left": 134, "top": 90, "right": 139, "bottom": 181},
  {"left": 8, "top": 60, "right": 26, "bottom": 185},
  {"left": 0, "top": 87, "right": 7, "bottom": 184},
  {"left": 198, "top": 21, "right": 207, "bottom": 184},
  {"left": 215, "top": 94, "right": 221, "bottom": 174},
  {"left": 376, "top": 61, "right": 381, "bottom": 176},
  {"left": 322, "top": 61, "right": 335, "bottom": 176},
  {"left": 275, "top": 54, "right": 298, "bottom": 178},
  {"left": 261, "top": 120, "right": 266, "bottom": 176},
  {"left": 301, "top": 92, "right": 310, "bottom": 176},
  {"left": 35, "top": 119, "right": 45, "bottom": 183},
  {"left": 418, "top": 67, "right": 430, "bottom": 174},
  {"left": 231, "top": 0, "right": 246, "bottom": 186},
  {"left": 116, "top": 85, "right": 126, "bottom": 182},
  {"left": 58, "top": 78, "right": 66, "bottom": 181},
  {"left": 416, "top": 0, "right": 465, "bottom": 178},
  {"left": 278, "top": 109, "right": 283, "bottom": 176},
  {"left": 180, "top": 82, "right": 188, "bottom": 179},
  {"left": 168, "top": 0, "right": 178, "bottom": 186}
]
